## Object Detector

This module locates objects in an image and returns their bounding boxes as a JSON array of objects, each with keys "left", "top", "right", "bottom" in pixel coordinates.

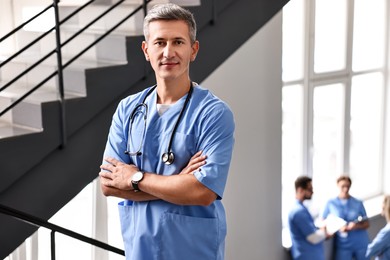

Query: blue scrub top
[
  {"left": 288, "top": 200, "right": 325, "bottom": 260},
  {"left": 103, "top": 85, "right": 235, "bottom": 260},
  {"left": 366, "top": 223, "right": 390, "bottom": 260},
  {"left": 322, "top": 196, "right": 369, "bottom": 251}
]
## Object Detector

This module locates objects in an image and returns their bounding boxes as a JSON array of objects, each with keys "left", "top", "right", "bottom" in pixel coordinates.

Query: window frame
[{"left": 282, "top": 0, "right": 390, "bottom": 205}]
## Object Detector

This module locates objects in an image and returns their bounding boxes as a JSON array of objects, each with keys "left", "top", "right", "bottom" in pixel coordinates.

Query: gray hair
[{"left": 143, "top": 3, "right": 197, "bottom": 43}]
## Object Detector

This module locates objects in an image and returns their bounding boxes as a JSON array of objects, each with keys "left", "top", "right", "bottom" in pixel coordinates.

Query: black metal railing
[
  {"left": 0, "top": 0, "right": 152, "bottom": 147},
  {"left": 0, "top": 203, "right": 125, "bottom": 259},
  {"left": 0, "top": 0, "right": 152, "bottom": 256}
]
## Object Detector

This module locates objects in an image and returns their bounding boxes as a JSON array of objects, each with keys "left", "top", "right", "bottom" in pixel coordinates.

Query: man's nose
[{"left": 163, "top": 43, "right": 175, "bottom": 58}]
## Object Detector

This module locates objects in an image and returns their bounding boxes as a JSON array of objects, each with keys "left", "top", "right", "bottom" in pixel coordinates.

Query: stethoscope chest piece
[
  {"left": 126, "top": 83, "right": 193, "bottom": 166},
  {"left": 162, "top": 152, "right": 175, "bottom": 165}
]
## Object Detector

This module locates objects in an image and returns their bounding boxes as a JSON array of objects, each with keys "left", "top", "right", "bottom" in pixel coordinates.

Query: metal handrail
[
  {"left": 0, "top": 0, "right": 152, "bottom": 118},
  {"left": 53, "top": 0, "right": 67, "bottom": 148},
  {"left": 0, "top": 0, "right": 134, "bottom": 94},
  {"left": 0, "top": 0, "right": 95, "bottom": 69},
  {"left": 0, "top": 203, "right": 125, "bottom": 258},
  {"left": 0, "top": 0, "right": 151, "bottom": 146},
  {"left": 0, "top": 0, "right": 151, "bottom": 254},
  {"left": 0, "top": 2, "right": 153, "bottom": 255},
  {"left": 0, "top": 5, "right": 53, "bottom": 43}
]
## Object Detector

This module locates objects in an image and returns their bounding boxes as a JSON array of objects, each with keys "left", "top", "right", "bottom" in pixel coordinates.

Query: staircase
[{"left": 0, "top": 0, "right": 289, "bottom": 258}]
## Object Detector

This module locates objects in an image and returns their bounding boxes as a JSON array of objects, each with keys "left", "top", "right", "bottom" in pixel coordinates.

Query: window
[
  {"left": 349, "top": 73, "right": 384, "bottom": 198},
  {"left": 281, "top": 85, "right": 304, "bottom": 228},
  {"left": 282, "top": 0, "right": 390, "bottom": 242},
  {"left": 282, "top": 0, "right": 304, "bottom": 82},
  {"left": 352, "top": 0, "right": 386, "bottom": 71},
  {"left": 314, "top": 0, "right": 347, "bottom": 73},
  {"left": 312, "top": 84, "right": 345, "bottom": 207}
]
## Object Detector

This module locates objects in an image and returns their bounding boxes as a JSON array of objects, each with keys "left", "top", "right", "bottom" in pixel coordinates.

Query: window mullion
[
  {"left": 92, "top": 178, "right": 109, "bottom": 260},
  {"left": 380, "top": 0, "right": 390, "bottom": 192},
  {"left": 304, "top": 0, "right": 315, "bottom": 177},
  {"left": 342, "top": 0, "right": 355, "bottom": 174}
]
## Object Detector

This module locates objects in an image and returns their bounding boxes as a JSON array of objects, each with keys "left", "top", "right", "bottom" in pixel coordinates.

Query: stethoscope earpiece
[{"left": 162, "top": 152, "right": 175, "bottom": 165}]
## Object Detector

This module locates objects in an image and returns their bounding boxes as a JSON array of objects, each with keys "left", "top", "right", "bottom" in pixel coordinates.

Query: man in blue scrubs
[
  {"left": 99, "top": 3, "right": 235, "bottom": 260},
  {"left": 322, "top": 176, "right": 369, "bottom": 260},
  {"left": 288, "top": 176, "right": 328, "bottom": 260}
]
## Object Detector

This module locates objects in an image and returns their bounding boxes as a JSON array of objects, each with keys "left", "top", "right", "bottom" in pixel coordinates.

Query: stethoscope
[{"left": 125, "top": 82, "right": 193, "bottom": 165}]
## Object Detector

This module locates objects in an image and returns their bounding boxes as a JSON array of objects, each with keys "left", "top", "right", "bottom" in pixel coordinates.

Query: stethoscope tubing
[{"left": 125, "top": 82, "right": 193, "bottom": 165}]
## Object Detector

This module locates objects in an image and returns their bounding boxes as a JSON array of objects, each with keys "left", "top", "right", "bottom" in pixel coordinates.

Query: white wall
[
  {"left": 201, "top": 12, "right": 284, "bottom": 260},
  {"left": 0, "top": 0, "right": 16, "bottom": 55}
]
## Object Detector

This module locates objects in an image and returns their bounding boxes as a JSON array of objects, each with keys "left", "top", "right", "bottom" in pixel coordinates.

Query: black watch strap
[
  {"left": 132, "top": 181, "right": 140, "bottom": 192},
  {"left": 131, "top": 171, "right": 144, "bottom": 192}
]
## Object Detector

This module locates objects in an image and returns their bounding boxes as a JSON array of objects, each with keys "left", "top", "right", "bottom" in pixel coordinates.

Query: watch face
[{"left": 133, "top": 171, "right": 143, "bottom": 182}]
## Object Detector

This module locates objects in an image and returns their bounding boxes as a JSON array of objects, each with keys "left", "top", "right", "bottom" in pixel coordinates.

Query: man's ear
[
  {"left": 191, "top": 41, "right": 199, "bottom": 62},
  {"left": 142, "top": 41, "right": 150, "bottom": 61}
]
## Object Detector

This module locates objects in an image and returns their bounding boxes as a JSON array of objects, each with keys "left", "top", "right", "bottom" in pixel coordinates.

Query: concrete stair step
[
  {"left": 22, "top": 0, "right": 201, "bottom": 39},
  {"left": 60, "top": 0, "right": 171, "bottom": 7},
  {"left": 58, "top": 3, "right": 145, "bottom": 35},
  {"left": 14, "top": 1, "right": 148, "bottom": 63},
  {"left": 84, "top": 0, "right": 200, "bottom": 7},
  {"left": 0, "top": 81, "right": 83, "bottom": 129},
  {"left": 0, "top": 82, "right": 83, "bottom": 103},
  {"left": 60, "top": 27, "right": 132, "bottom": 62},
  {"left": 89, "top": 0, "right": 168, "bottom": 5},
  {"left": 16, "top": 27, "right": 132, "bottom": 63},
  {"left": 0, "top": 120, "right": 41, "bottom": 139},
  {"left": 0, "top": 53, "right": 126, "bottom": 96}
]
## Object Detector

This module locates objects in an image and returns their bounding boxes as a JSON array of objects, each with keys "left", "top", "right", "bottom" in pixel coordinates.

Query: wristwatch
[{"left": 131, "top": 171, "right": 144, "bottom": 192}]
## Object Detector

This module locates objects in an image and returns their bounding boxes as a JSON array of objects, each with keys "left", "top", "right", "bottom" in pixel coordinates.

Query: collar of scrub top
[{"left": 125, "top": 82, "right": 194, "bottom": 165}]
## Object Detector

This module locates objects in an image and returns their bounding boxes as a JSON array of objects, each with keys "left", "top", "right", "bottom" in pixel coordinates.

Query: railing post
[
  {"left": 51, "top": 230, "right": 56, "bottom": 260},
  {"left": 53, "top": 0, "right": 67, "bottom": 148},
  {"left": 143, "top": 0, "right": 148, "bottom": 17},
  {"left": 142, "top": 0, "right": 148, "bottom": 80},
  {"left": 212, "top": 0, "right": 217, "bottom": 25}
]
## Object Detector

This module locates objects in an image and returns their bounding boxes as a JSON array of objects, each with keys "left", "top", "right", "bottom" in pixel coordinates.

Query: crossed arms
[{"left": 99, "top": 151, "right": 217, "bottom": 206}]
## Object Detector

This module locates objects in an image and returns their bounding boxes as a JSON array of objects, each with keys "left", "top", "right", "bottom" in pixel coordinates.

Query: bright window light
[
  {"left": 314, "top": 0, "right": 347, "bottom": 73},
  {"left": 350, "top": 73, "right": 383, "bottom": 198},
  {"left": 312, "top": 84, "right": 344, "bottom": 207},
  {"left": 352, "top": 0, "right": 386, "bottom": 71},
  {"left": 282, "top": 0, "right": 305, "bottom": 82},
  {"left": 282, "top": 85, "right": 304, "bottom": 227}
]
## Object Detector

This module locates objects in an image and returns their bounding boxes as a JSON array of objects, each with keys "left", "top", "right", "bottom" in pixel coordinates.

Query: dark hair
[
  {"left": 143, "top": 3, "right": 197, "bottom": 44},
  {"left": 295, "top": 176, "right": 312, "bottom": 191},
  {"left": 337, "top": 175, "right": 352, "bottom": 185}
]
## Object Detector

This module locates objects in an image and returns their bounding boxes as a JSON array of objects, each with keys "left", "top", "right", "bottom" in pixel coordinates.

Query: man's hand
[
  {"left": 99, "top": 152, "right": 210, "bottom": 204},
  {"left": 320, "top": 226, "right": 334, "bottom": 239},
  {"left": 99, "top": 157, "right": 139, "bottom": 190},
  {"left": 179, "top": 151, "right": 207, "bottom": 175},
  {"left": 345, "top": 221, "right": 357, "bottom": 231}
]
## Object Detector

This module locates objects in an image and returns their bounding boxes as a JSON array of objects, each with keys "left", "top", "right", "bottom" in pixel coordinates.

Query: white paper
[{"left": 324, "top": 214, "right": 347, "bottom": 235}]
